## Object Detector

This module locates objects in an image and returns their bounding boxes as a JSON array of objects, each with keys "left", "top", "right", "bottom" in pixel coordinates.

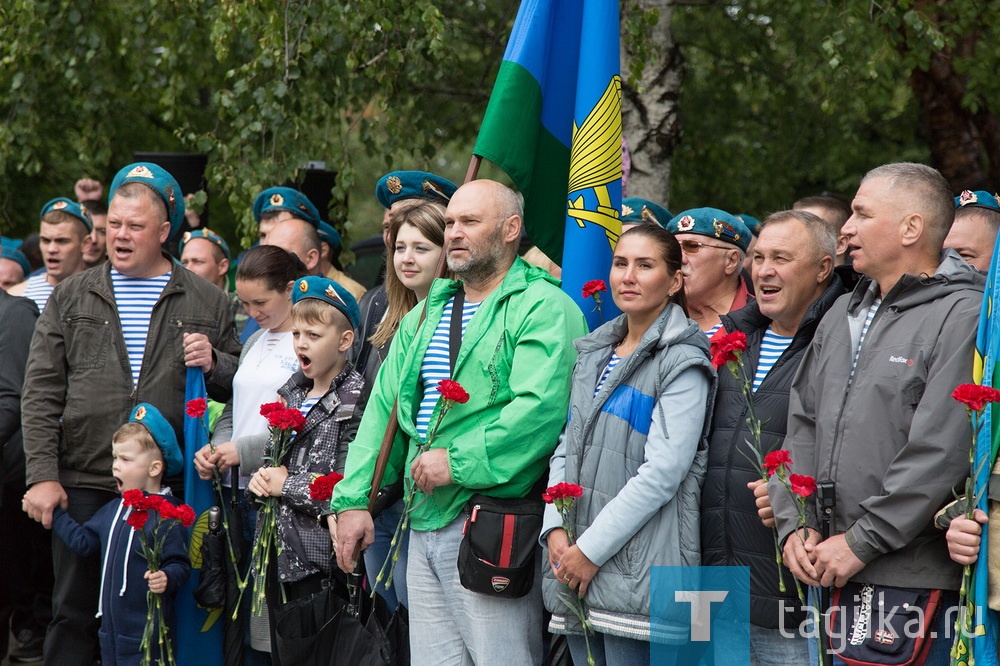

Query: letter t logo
[{"left": 675, "top": 590, "right": 729, "bottom": 641}]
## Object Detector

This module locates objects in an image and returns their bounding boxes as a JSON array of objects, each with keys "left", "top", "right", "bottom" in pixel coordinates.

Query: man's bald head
[{"left": 263, "top": 217, "right": 322, "bottom": 275}]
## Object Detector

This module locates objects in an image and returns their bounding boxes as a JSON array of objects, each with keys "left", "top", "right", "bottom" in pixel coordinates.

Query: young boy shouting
[
  {"left": 245, "top": 277, "right": 365, "bottom": 626},
  {"left": 51, "top": 403, "right": 190, "bottom": 666}
]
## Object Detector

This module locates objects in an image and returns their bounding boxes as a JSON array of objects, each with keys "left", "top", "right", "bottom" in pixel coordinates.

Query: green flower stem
[{"left": 557, "top": 504, "right": 594, "bottom": 666}]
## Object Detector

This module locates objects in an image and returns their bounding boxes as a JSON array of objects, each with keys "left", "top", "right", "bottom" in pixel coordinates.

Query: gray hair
[
  {"left": 862, "top": 162, "right": 955, "bottom": 245},
  {"left": 113, "top": 182, "right": 168, "bottom": 222},
  {"left": 760, "top": 210, "right": 837, "bottom": 261},
  {"left": 955, "top": 206, "right": 1000, "bottom": 236}
]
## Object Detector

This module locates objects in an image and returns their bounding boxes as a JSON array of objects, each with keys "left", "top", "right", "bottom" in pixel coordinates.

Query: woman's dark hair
[
  {"left": 617, "top": 224, "right": 689, "bottom": 316},
  {"left": 235, "top": 245, "right": 309, "bottom": 293}
]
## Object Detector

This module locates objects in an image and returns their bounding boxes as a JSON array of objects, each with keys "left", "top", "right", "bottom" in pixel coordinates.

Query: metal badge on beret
[
  {"left": 135, "top": 405, "right": 147, "bottom": 420},
  {"left": 182, "top": 231, "right": 192, "bottom": 243},
  {"left": 53, "top": 200, "right": 68, "bottom": 210},
  {"left": 622, "top": 203, "right": 634, "bottom": 216},
  {"left": 271, "top": 193, "right": 284, "bottom": 206},
  {"left": 959, "top": 190, "right": 978, "bottom": 207},
  {"left": 127, "top": 165, "right": 155, "bottom": 179},
  {"left": 299, "top": 279, "right": 309, "bottom": 292},
  {"left": 387, "top": 176, "right": 403, "bottom": 195},
  {"left": 422, "top": 180, "right": 452, "bottom": 203},
  {"left": 713, "top": 218, "right": 741, "bottom": 242},
  {"left": 641, "top": 206, "right": 659, "bottom": 226},
  {"left": 676, "top": 215, "right": 695, "bottom": 232}
]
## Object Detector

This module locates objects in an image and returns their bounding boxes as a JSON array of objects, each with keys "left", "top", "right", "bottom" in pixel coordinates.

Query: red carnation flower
[
  {"left": 582, "top": 280, "right": 607, "bottom": 300},
  {"left": 137, "top": 494, "right": 167, "bottom": 512},
  {"left": 175, "top": 504, "right": 196, "bottom": 528},
  {"left": 122, "top": 489, "right": 145, "bottom": 508},
  {"left": 951, "top": 384, "right": 1000, "bottom": 413},
  {"left": 185, "top": 398, "right": 208, "bottom": 419},
  {"left": 763, "top": 450, "right": 793, "bottom": 477},
  {"left": 126, "top": 510, "right": 149, "bottom": 531},
  {"left": 309, "top": 472, "right": 344, "bottom": 501},
  {"left": 438, "top": 379, "right": 470, "bottom": 405},
  {"left": 709, "top": 328, "right": 747, "bottom": 370},
  {"left": 542, "top": 483, "right": 585, "bottom": 503},
  {"left": 267, "top": 407, "right": 307, "bottom": 432},
  {"left": 789, "top": 474, "right": 817, "bottom": 498},
  {"left": 260, "top": 401, "right": 284, "bottom": 418}
]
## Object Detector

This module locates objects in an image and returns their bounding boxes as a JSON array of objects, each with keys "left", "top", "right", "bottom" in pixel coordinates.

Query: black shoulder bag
[{"left": 447, "top": 288, "right": 545, "bottom": 598}]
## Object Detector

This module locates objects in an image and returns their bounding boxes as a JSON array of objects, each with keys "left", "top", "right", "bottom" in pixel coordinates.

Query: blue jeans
[
  {"left": 407, "top": 515, "right": 543, "bottom": 665},
  {"left": 750, "top": 624, "right": 811, "bottom": 666},
  {"left": 364, "top": 499, "right": 408, "bottom": 609},
  {"left": 568, "top": 632, "right": 660, "bottom": 666}
]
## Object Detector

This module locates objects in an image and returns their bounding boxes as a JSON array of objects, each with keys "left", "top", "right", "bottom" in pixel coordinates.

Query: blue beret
[
  {"left": 40, "top": 197, "right": 93, "bottom": 232},
  {"left": 0, "top": 235, "right": 23, "bottom": 250},
  {"left": 0, "top": 247, "right": 31, "bottom": 277},
  {"left": 109, "top": 163, "right": 186, "bottom": 239},
  {"left": 375, "top": 171, "right": 457, "bottom": 209},
  {"left": 737, "top": 214, "right": 763, "bottom": 236},
  {"left": 129, "top": 403, "right": 182, "bottom": 477},
  {"left": 253, "top": 187, "right": 321, "bottom": 228},
  {"left": 621, "top": 197, "right": 671, "bottom": 228},
  {"left": 956, "top": 190, "right": 1000, "bottom": 212},
  {"left": 291, "top": 276, "right": 360, "bottom": 329},
  {"left": 178, "top": 229, "right": 231, "bottom": 261},
  {"left": 317, "top": 220, "right": 342, "bottom": 250},
  {"left": 666, "top": 207, "right": 752, "bottom": 253}
]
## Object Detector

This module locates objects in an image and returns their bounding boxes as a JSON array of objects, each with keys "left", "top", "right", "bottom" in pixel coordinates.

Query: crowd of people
[{"left": 1, "top": 158, "right": 1000, "bottom": 666}]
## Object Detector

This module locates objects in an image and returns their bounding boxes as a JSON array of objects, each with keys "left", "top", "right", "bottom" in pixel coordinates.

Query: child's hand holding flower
[{"left": 248, "top": 466, "right": 289, "bottom": 498}]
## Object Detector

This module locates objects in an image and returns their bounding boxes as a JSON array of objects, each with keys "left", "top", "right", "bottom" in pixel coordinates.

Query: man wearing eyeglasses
[{"left": 666, "top": 208, "right": 753, "bottom": 335}]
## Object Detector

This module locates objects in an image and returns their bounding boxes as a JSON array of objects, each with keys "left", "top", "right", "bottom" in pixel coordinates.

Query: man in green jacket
[{"left": 333, "top": 179, "right": 588, "bottom": 665}]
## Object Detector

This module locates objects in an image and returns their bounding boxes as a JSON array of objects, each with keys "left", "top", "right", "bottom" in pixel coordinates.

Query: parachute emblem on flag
[{"left": 566, "top": 75, "right": 623, "bottom": 252}]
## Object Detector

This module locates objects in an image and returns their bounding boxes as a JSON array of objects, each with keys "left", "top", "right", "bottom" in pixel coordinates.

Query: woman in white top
[{"left": 193, "top": 244, "right": 307, "bottom": 660}]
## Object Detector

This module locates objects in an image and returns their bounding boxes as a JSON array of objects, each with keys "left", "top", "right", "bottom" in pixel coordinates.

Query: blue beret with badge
[
  {"left": 252, "top": 187, "right": 321, "bottom": 227},
  {"left": 40, "top": 197, "right": 93, "bottom": 232},
  {"left": 129, "top": 403, "right": 182, "bottom": 477},
  {"left": 109, "top": 163, "right": 186, "bottom": 239},
  {"left": 178, "top": 229, "right": 231, "bottom": 261},
  {"left": 317, "top": 220, "right": 343, "bottom": 251},
  {"left": 666, "top": 207, "right": 752, "bottom": 253},
  {"left": 955, "top": 190, "right": 1000, "bottom": 212},
  {"left": 737, "top": 214, "right": 763, "bottom": 237},
  {"left": 375, "top": 171, "right": 457, "bottom": 210},
  {"left": 291, "top": 275, "right": 360, "bottom": 329},
  {"left": 621, "top": 197, "right": 671, "bottom": 228},
  {"left": 1, "top": 246, "right": 31, "bottom": 277}
]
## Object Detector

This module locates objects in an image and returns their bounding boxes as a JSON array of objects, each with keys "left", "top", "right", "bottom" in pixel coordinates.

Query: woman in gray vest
[{"left": 541, "top": 225, "right": 716, "bottom": 666}]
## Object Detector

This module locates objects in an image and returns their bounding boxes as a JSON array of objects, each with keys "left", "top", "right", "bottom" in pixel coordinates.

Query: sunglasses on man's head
[{"left": 678, "top": 239, "right": 732, "bottom": 254}]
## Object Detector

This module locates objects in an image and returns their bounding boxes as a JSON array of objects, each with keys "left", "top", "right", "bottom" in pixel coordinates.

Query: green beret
[
  {"left": 621, "top": 197, "right": 671, "bottom": 228},
  {"left": 956, "top": 190, "right": 1000, "bottom": 212},
  {"left": 667, "top": 207, "right": 752, "bottom": 253},
  {"left": 109, "top": 163, "right": 186, "bottom": 239},
  {"left": 291, "top": 276, "right": 360, "bottom": 329},
  {"left": 737, "top": 214, "right": 762, "bottom": 236},
  {"left": 0, "top": 246, "right": 31, "bottom": 277},
  {"left": 253, "top": 187, "right": 321, "bottom": 228},
  {"left": 178, "top": 229, "right": 231, "bottom": 261},
  {"left": 375, "top": 171, "right": 457, "bottom": 210},
  {"left": 40, "top": 197, "right": 93, "bottom": 232},
  {"left": 129, "top": 403, "right": 182, "bottom": 477}
]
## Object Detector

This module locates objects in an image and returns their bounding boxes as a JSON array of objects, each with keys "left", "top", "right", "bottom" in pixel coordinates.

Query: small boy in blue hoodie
[{"left": 51, "top": 403, "right": 191, "bottom": 666}]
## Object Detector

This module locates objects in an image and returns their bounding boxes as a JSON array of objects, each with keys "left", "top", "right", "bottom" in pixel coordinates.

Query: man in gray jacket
[{"left": 770, "top": 162, "right": 984, "bottom": 663}]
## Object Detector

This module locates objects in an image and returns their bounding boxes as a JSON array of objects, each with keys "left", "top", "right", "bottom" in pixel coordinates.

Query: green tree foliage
[
  {"left": 669, "top": 0, "right": 999, "bottom": 216},
  {"left": 0, "top": 0, "right": 516, "bottom": 244}
]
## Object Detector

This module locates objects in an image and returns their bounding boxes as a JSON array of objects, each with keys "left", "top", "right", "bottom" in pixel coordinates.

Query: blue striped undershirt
[
  {"left": 299, "top": 396, "right": 320, "bottom": 419},
  {"left": 23, "top": 273, "right": 54, "bottom": 312},
  {"left": 111, "top": 269, "right": 170, "bottom": 386},
  {"left": 594, "top": 352, "right": 621, "bottom": 397},
  {"left": 416, "top": 295, "right": 480, "bottom": 440},
  {"left": 848, "top": 297, "right": 882, "bottom": 389},
  {"left": 752, "top": 327, "right": 794, "bottom": 392},
  {"left": 705, "top": 323, "right": 723, "bottom": 339}
]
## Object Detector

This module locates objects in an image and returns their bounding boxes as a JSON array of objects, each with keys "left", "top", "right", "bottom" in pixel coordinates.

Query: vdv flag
[
  {"left": 474, "top": 0, "right": 623, "bottom": 330},
  {"left": 960, "top": 247, "right": 1000, "bottom": 666},
  {"left": 176, "top": 367, "right": 223, "bottom": 663}
]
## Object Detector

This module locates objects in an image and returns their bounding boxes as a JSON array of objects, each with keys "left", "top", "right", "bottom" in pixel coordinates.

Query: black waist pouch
[
  {"left": 828, "top": 582, "right": 942, "bottom": 666},
  {"left": 457, "top": 494, "right": 543, "bottom": 599}
]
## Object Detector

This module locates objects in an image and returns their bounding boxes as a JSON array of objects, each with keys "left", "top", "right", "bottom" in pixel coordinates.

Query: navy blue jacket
[{"left": 53, "top": 491, "right": 190, "bottom": 666}]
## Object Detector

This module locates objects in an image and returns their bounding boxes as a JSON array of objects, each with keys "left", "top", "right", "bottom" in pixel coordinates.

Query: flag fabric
[
  {"left": 176, "top": 367, "right": 224, "bottom": 663},
  {"left": 474, "top": 0, "right": 623, "bottom": 330},
  {"left": 959, "top": 251, "right": 1000, "bottom": 666}
]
